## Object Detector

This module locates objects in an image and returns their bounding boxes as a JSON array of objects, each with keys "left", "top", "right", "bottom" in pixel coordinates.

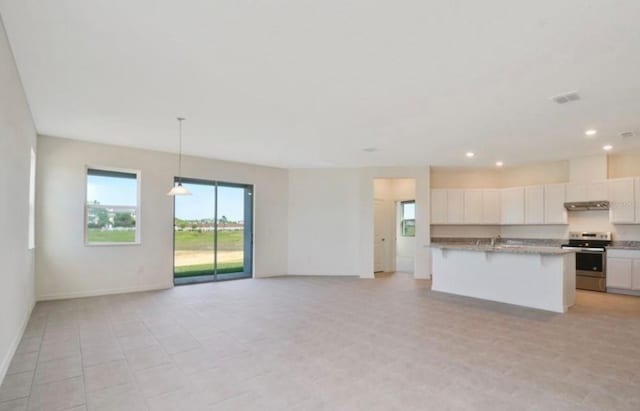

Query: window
[
  {"left": 85, "top": 168, "right": 140, "bottom": 245},
  {"left": 400, "top": 200, "right": 415, "bottom": 237},
  {"left": 28, "top": 148, "right": 36, "bottom": 249}
]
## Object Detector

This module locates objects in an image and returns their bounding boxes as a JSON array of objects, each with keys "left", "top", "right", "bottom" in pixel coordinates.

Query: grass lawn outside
[
  {"left": 88, "top": 229, "right": 246, "bottom": 277},
  {"left": 87, "top": 229, "right": 136, "bottom": 243},
  {"left": 174, "top": 262, "right": 244, "bottom": 277},
  {"left": 174, "top": 230, "right": 243, "bottom": 251}
]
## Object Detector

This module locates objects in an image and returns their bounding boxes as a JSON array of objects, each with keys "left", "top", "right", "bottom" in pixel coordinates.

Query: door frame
[{"left": 172, "top": 176, "right": 254, "bottom": 285}]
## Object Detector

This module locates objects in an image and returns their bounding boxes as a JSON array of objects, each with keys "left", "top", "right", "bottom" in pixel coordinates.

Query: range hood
[{"left": 564, "top": 201, "right": 610, "bottom": 211}]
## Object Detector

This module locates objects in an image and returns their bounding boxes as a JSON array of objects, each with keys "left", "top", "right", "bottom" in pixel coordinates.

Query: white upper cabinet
[
  {"left": 565, "top": 183, "right": 587, "bottom": 203},
  {"left": 588, "top": 181, "right": 609, "bottom": 201},
  {"left": 500, "top": 187, "right": 525, "bottom": 225},
  {"left": 566, "top": 181, "right": 609, "bottom": 202},
  {"left": 482, "top": 189, "right": 501, "bottom": 224},
  {"left": 609, "top": 178, "right": 635, "bottom": 224},
  {"left": 544, "top": 183, "right": 568, "bottom": 224},
  {"left": 431, "top": 177, "right": 636, "bottom": 225},
  {"left": 431, "top": 189, "right": 448, "bottom": 224},
  {"left": 431, "top": 188, "right": 502, "bottom": 225},
  {"left": 636, "top": 178, "right": 640, "bottom": 224},
  {"left": 447, "top": 189, "right": 465, "bottom": 224},
  {"left": 463, "top": 190, "right": 483, "bottom": 224},
  {"left": 525, "top": 185, "right": 544, "bottom": 224}
]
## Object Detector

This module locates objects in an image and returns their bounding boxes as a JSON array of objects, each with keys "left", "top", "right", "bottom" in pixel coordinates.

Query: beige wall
[
  {"left": 36, "top": 136, "right": 289, "bottom": 300},
  {"left": 608, "top": 150, "right": 640, "bottom": 178},
  {"left": 499, "top": 161, "right": 569, "bottom": 187},
  {"left": 430, "top": 167, "right": 500, "bottom": 189},
  {"left": 430, "top": 160, "right": 568, "bottom": 189},
  {"left": 0, "top": 19, "right": 37, "bottom": 382}
]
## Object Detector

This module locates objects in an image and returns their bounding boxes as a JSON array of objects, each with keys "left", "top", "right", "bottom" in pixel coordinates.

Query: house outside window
[
  {"left": 401, "top": 200, "right": 415, "bottom": 237},
  {"left": 85, "top": 167, "right": 140, "bottom": 245}
]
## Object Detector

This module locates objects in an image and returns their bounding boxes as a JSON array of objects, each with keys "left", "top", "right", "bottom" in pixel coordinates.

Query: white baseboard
[
  {"left": 288, "top": 272, "right": 359, "bottom": 277},
  {"left": 37, "top": 283, "right": 172, "bottom": 301},
  {"left": 607, "top": 288, "right": 640, "bottom": 297},
  {"left": 0, "top": 299, "right": 35, "bottom": 385}
]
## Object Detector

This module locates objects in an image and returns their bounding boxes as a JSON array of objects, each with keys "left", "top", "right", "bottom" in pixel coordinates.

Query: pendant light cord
[{"left": 177, "top": 117, "right": 185, "bottom": 185}]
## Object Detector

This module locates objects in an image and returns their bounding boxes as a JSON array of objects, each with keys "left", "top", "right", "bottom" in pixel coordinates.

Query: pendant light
[{"left": 167, "top": 117, "right": 192, "bottom": 196}]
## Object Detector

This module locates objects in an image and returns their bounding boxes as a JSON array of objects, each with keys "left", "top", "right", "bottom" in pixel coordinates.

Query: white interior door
[{"left": 374, "top": 199, "right": 387, "bottom": 272}]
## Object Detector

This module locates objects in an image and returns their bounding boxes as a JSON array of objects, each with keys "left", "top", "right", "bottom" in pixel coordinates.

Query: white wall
[
  {"left": 288, "top": 168, "right": 430, "bottom": 278},
  {"left": 36, "top": 136, "right": 289, "bottom": 300},
  {"left": 288, "top": 169, "right": 361, "bottom": 276},
  {"left": 0, "top": 18, "right": 37, "bottom": 383}
]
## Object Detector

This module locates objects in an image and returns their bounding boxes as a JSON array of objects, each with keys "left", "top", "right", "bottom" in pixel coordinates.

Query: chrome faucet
[{"left": 490, "top": 235, "right": 501, "bottom": 247}]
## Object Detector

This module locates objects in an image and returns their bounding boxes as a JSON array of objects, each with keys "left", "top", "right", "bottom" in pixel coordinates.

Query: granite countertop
[
  {"left": 607, "top": 241, "right": 640, "bottom": 250},
  {"left": 429, "top": 243, "right": 574, "bottom": 255}
]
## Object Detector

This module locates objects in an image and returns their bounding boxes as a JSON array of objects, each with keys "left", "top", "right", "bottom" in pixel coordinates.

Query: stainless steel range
[{"left": 561, "top": 232, "right": 612, "bottom": 292}]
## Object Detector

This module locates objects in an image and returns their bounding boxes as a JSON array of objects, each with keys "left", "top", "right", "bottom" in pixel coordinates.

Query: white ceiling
[{"left": 2, "top": 0, "right": 640, "bottom": 168}]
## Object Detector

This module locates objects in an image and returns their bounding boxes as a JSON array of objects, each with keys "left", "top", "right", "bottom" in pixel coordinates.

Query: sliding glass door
[{"left": 173, "top": 178, "right": 253, "bottom": 285}]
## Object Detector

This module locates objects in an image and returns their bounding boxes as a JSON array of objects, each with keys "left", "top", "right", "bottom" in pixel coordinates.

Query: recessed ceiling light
[
  {"left": 603, "top": 144, "right": 613, "bottom": 151},
  {"left": 585, "top": 129, "right": 597, "bottom": 136},
  {"left": 466, "top": 152, "right": 475, "bottom": 158},
  {"left": 496, "top": 161, "right": 504, "bottom": 167}
]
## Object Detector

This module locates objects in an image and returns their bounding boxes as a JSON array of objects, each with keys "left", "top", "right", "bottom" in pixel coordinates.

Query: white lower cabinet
[
  {"left": 607, "top": 258, "right": 633, "bottom": 289},
  {"left": 633, "top": 260, "right": 640, "bottom": 291},
  {"left": 607, "top": 250, "right": 640, "bottom": 290}
]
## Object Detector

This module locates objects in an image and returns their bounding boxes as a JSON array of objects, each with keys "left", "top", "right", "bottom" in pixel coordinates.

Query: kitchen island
[{"left": 430, "top": 244, "right": 576, "bottom": 313}]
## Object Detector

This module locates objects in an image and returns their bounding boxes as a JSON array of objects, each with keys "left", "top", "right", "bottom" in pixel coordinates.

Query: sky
[
  {"left": 87, "top": 175, "right": 137, "bottom": 206},
  {"left": 175, "top": 183, "right": 245, "bottom": 221},
  {"left": 403, "top": 202, "right": 415, "bottom": 219},
  {"left": 87, "top": 176, "right": 246, "bottom": 221}
]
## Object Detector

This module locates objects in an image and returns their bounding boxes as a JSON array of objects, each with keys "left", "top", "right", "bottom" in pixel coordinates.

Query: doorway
[
  {"left": 173, "top": 178, "right": 253, "bottom": 285},
  {"left": 373, "top": 178, "right": 416, "bottom": 275}
]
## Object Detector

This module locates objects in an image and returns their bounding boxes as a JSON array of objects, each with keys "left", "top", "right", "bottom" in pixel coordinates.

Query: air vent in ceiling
[
  {"left": 620, "top": 131, "right": 637, "bottom": 139},
  {"left": 550, "top": 91, "right": 580, "bottom": 104}
]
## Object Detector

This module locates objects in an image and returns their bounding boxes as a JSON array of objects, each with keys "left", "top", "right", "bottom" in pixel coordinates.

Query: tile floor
[{"left": 1, "top": 273, "right": 639, "bottom": 410}]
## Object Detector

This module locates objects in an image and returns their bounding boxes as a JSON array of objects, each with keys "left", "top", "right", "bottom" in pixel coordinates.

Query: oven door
[{"left": 575, "top": 250, "right": 605, "bottom": 278}]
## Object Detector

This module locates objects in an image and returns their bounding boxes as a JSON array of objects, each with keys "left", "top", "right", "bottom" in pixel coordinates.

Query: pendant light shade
[
  {"left": 167, "top": 182, "right": 190, "bottom": 196},
  {"left": 167, "top": 117, "right": 191, "bottom": 196}
]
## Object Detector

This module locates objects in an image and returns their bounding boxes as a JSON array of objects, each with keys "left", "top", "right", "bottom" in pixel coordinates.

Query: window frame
[
  {"left": 84, "top": 165, "right": 142, "bottom": 246},
  {"left": 400, "top": 200, "right": 416, "bottom": 237},
  {"left": 28, "top": 147, "right": 36, "bottom": 250}
]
